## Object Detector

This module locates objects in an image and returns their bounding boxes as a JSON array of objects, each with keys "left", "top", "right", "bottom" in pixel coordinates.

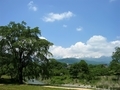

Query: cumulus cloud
[
  {"left": 42, "top": 11, "right": 74, "bottom": 22},
  {"left": 50, "top": 35, "right": 120, "bottom": 58},
  {"left": 76, "top": 26, "right": 83, "bottom": 31},
  {"left": 63, "top": 24, "right": 67, "bottom": 28},
  {"left": 28, "top": 1, "right": 37, "bottom": 11}
]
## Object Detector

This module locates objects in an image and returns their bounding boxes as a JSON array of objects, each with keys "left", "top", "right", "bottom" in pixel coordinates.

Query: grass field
[
  {"left": 0, "top": 75, "right": 92, "bottom": 90},
  {"left": 0, "top": 84, "right": 93, "bottom": 90},
  {"left": 0, "top": 85, "right": 68, "bottom": 90}
]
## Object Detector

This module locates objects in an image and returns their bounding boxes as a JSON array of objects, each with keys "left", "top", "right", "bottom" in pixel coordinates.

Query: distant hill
[{"left": 57, "top": 56, "right": 112, "bottom": 65}]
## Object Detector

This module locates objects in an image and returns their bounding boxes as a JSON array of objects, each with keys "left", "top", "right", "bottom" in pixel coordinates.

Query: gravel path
[{"left": 43, "top": 86, "right": 92, "bottom": 90}]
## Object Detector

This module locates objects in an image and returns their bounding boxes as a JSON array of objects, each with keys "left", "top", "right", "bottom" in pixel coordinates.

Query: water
[{"left": 27, "top": 79, "right": 44, "bottom": 85}]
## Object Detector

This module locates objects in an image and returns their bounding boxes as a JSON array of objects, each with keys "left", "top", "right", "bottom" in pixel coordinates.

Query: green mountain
[{"left": 57, "top": 56, "right": 112, "bottom": 65}]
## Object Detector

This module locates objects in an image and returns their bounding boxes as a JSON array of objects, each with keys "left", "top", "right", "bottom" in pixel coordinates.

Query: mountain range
[{"left": 57, "top": 56, "right": 112, "bottom": 65}]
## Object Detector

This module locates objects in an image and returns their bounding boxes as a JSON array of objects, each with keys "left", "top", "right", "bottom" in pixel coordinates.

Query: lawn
[{"left": 0, "top": 85, "right": 68, "bottom": 90}]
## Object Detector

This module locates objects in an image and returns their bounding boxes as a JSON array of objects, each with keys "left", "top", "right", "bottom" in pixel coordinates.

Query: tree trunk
[
  {"left": 18, "top": 52, "right": 23, "bottom": 84},
  {"left": 18, "top": 66, "right": 23, "bottom": 84},
  {"left": 18, "top": 58, "right": 23, "bottom": 84}
]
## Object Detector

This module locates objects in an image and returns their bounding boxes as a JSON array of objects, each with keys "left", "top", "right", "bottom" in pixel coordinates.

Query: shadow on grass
[
  {"left": 0, "top": 78, "right": 50, "bottom": 86},
  {"left": 0, "top": 78, "right": 20, "bottom": 84}
]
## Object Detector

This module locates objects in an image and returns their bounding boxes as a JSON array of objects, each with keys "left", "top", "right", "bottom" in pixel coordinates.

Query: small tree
[
  {"left": 69, "top": 63, "right": 80, "bottom": 79},
  {"left": 78, "top": 60, "right": 89, "bottom": 81}
]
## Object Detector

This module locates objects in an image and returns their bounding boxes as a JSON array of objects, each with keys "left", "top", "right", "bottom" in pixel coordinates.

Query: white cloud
[
  {"left": 76, "top": 26, "right": 83, "bottom": 31},
  {"left": 28, "top": 1, "right": 37, "bottom": 11},
  {"left": 63, "top": 24, "right": 67, "bottom": 28},
  {"left": 50, "top": 35, "right": 120, "bottom": 58},
  {"left": 110, "top": 0, "right": 116, "bottom": 2},
  {"left": 42, "top": 11, "right": 74, "bottom": 22},
  {"left": 39, "top": 36, "right": 47, "bottom": 40}
]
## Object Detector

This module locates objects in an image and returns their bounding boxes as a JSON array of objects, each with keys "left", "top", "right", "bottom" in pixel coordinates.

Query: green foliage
[
  {"left": 51, "top": 76, "right": 65, "bottom": 84},
  {"left": 109, "top": 47, "right": 120, "bottom": 80},
  {"left": 0, "top": 21, "right": 53, "bottom": 84},
  {"left": 69, "top": 63, "right": 80, "bottom": 78},
  {"left": 46, "top": 59, "right": 71, "bottom": 84},
  {"left": 112, "top": 47, "right": 120, "bottom": 62},
  {"left": 78, "top": 60, "right": 89, "bottom": 74},
  {"left": 69, "top": 60, "right": 89, "bottom": 80},
  {"left": 89, "top": 64, "right": 109, "bottom": 76},
  {"left": 48, "top": 58, "right": 68, "bottom": 77}
]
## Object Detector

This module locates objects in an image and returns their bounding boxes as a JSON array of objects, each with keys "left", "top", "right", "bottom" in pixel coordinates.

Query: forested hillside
[{"left": 57, "top": 56, "right": 112, "bottom": 64}]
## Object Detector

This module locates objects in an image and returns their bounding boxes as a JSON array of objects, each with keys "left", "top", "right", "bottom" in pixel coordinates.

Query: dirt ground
[{"left": 43, "top": 86, "right": 92, "bottom": 90}]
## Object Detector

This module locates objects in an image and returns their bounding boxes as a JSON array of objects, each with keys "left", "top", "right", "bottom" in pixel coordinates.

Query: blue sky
[{"left": 0, "top": 0, "right": 120, "bottom": 58}]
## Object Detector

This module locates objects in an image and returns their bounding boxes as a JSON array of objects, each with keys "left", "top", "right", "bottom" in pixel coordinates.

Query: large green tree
[{"left": 0, "top": 21, "right": 53, "bottom": 84}]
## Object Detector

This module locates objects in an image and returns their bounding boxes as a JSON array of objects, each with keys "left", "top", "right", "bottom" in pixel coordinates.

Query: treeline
[{"left": 47, "top": 49, "right": 120, "bottom": 85}]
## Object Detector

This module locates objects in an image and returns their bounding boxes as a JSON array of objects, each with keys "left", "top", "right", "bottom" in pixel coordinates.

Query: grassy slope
[{"left": 0, "top": 85, "right": 67, "bottom": 90}]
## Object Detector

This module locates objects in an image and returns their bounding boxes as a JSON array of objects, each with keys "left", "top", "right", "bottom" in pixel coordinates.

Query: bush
[{"left": 50, "top": 76, "right": 65, "bottom": 84}]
